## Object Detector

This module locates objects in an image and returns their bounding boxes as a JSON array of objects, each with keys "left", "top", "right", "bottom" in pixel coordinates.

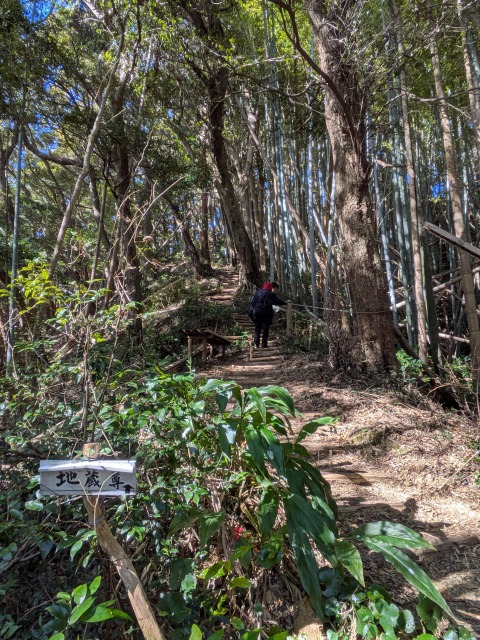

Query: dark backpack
[{"left": 249, "top": 293, "right": 267, "bottom": 321}]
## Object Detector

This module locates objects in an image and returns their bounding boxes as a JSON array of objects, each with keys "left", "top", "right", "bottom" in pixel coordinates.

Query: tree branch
[
  {"left": 23, "top": 129, "right": 82, "bottom": 167},
  {"left": 269, "top": 0, "right": 362, "bottom": 164}
]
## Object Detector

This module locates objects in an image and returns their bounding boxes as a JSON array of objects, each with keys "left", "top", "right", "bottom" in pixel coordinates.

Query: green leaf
[
  {"left": 69, "top": 538, "right": 83, "bottom": 561},
  {"left": 47, "top": 603, "right": 70, "bottom": 620},
  {"left": 83, "top": 606, "right": 132, "bottom": 623},
  {"left": 416, "top": 593, "right": 444, "bottom": 633},
  {"left": 398, "top": 609, "right": 415, "bottom": 634},
  {"left": 218, "top": 421, "right": 237, "bottom": 458},
  {"left": 414, "top": 635, "right": 437, "bottom": 640},
  {"left": 25, "top": 500, "right": 43, "bottom": 511},
  {"left": 295, "top": 417, "right": 335, "bottom": 443},
  {"left": 356, "top": 607, "right": 377, "bottom": 639},
  {"left": 260, "top": 427, "right": 284, "bottom": 475},
  {"left": 268, "top": 633, "right": 289, "bottom": 640},
  {"left": 201, "top": 379, "right": 230, "bottom": 393},
  {"left": 189, "top": 623, "right": 202, "bottom": 640},
  {"left": 376, "top": 599, "right": 399, "bottom": 634},
  {"left": 170, "top": 558, "right": 194, "bottom": 590},
  {"left": 257, "top": 487, "right": 279, "bottom": 536},
  {"left": 294, "top": 458, "right": 338, "bottom": 517},
  {"left": 333, "top": 539, "right": 364, "bottom": 586},
  {"left": 287, "top": 526, "right": 324, "bottom": 620},
  {"left": 284, "top": 493, "right": 337, "bottom": 564},
  {"left": 350, "top": 521, "right": 435, "bottom": 550},
  {"left": 239, "top": 629, "right": 263, "bottom": 640},
  {"left": 200, "top": 561, "right": 229, "bottom": 580},
  {"left": 206, "top": 630, "right": 224, "bottom": 640},
  {"left": 158, "top": 592, "right": 191, "bottom": 623},
  {"left": 68, "top": 596, "right": 95, "bottom": 624},
  {"left": 83, "top": 607, "right": 114, "bottom": 623},
  {"left": 72, "top": 583, "right": 88, "bottom": 605},
  {"left": 199, "top": 510, "right": 225, "bottom": 549},
  {"left": 48, "top": 634, "right": 65, "bottom": 640},
  {"left": 246, "top": 388, "right": 267, "bottom": 422},
  {"left": 231, "top": 544, "right": 251, "bottom": 561},
  {"left": 259, "top": 385, "right": 296, "bottom": 415},
  {"left": 363, "top": 540, "right": 451, "bottom": 615},
  {"left": 458, "top": 627, "right": 477, "bottom": 640},
  {"left": 169, "top": 507, "right": 200, "bottom": 535},
  {"left": 55, "top": 592, "right": 71, "bottom": 602},
  {"left": 181, "top": 573, "right": 197, "bottom": 595},
  {"left": 229, "top": 577, "right": 252, "bottom": 589},
  {"left": 216, "top": 392, "right": 229, "bottom": 413},
  {"left": 245, "top": 426, "right": 268, "bottom": 477},
  {"left": 231, "top": 616, "right": 245, "bottom": 630},
  {"left": 89, "top": 575, "right": 101, "bottom": 595}
]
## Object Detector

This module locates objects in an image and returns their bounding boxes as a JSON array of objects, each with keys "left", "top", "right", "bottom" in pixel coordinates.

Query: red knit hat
[{"left": 262, "top": 282, "right": 273, "bottom": 291}]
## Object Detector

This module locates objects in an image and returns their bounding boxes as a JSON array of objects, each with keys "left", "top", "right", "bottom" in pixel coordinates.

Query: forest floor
[{"left": 197, "top": 269, "right": 480, "bottom": 635}]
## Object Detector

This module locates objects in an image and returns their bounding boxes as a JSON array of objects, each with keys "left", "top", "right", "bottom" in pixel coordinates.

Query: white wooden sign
[{"left": 39, "top": 460, "right": 136, "bottom": 497}]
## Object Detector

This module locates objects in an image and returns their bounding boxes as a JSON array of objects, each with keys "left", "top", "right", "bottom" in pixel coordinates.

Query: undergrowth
[
  {"left": 0, "top": 269, "right": 477, "bottom": 640},
  {"left": 1, "top": 363, "right": 475, "bottom": 640}
]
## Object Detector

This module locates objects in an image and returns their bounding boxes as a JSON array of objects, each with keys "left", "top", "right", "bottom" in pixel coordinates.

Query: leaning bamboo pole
[{"left": 431, "top": 37, "right": 480, "bottom": 381}]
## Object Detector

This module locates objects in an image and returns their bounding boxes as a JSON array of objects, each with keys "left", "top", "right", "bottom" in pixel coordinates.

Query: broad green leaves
[
  {"left": 361, "top": 540, "right": 450, "bottom": 615},
  {"left": 333, "top": 540, "right": 364, "bottom": 586},
  {"left": 349, "top": 521, "right": 450, "bottom": 614},
  {"left": 350, "top": 521, "right": 435, "bottom": 551},
  {"left": 44, "top": 577, "right": 130, "bottom": 639}
]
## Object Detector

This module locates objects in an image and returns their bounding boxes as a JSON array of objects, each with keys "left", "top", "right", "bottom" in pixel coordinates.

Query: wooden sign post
[{"left": 38, "top": 456, "right": 164, "bottom": 640}]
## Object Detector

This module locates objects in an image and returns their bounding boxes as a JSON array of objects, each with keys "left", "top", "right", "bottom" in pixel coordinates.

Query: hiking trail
[{"left": 195, "top": 268, "right": 480, "bottom": 634}]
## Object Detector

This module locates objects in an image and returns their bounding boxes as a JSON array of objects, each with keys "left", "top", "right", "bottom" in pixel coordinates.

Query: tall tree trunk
[
  {"left": 458, "top": 0, "right": 480, "bottom": 167},
  {"left": 208, "top": 67, "right": 261, "bottom": 286},
  {"left": 167, "top": 197, "right": 213, "bottom": 278},
  {"left": 6, "top": 126, "right": 23, "bottom": 372},
  {"left": 301, "top": 2, "right": 396, "bottom": 368},
  {"left": 431, "top": 37, "right": 480, "bottom": 380},
  {"left": 49, "top": 35, "right": 124, "bottom": 277},
  {"left": 200, "top": 192, "right": 213, "bottom": 272},
  {"left": 108, "top": 35, "right": 146, "bottom": 326},
  {"left": 177, "top": 0, "right": 261, "bottom": 286},
  {"left": 111, "top": 117, "right": 142, "bottom": 312},
  {"left": 0, "top": 128, "right": 18, "bottom": 229},
  {"left": 393, "top": 5, "right": 429, "bottom": 363}
]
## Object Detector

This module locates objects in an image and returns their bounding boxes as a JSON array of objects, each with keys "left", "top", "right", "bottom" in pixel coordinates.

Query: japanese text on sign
[{"left": 39, "top": 460, "right": 136, "bottom": 496}]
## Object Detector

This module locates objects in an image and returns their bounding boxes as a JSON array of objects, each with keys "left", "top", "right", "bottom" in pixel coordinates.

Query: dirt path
[{"left": 200, "top": 270, "right": 480, "bottom": 634}]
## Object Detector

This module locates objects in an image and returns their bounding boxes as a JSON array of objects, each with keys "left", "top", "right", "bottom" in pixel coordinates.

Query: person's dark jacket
[{"left": 250, "top": 289, "right": 286, "bottom": 323}]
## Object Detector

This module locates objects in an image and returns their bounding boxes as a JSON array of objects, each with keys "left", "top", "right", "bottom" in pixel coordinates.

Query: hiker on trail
[{"left": 249, "top": 281, "right": 286, "bottom": 348}]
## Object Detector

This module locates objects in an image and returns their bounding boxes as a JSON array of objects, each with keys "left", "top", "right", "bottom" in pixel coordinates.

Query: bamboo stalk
[{"left": 287, "top": 301, "right": 293, "bottom": 337}]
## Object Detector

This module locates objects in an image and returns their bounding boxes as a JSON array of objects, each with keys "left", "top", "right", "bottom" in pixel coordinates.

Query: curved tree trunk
[
  {"left": 208, "top": 66, "right": 261, "bottom": 286},
  {"left": 166, "top": 196, "right": 214, "bottom": 278}
]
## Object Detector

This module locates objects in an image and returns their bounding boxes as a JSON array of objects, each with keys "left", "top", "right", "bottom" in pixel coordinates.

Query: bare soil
[
  {"left": 202, "top": 346, "right": 480, "bottom": 634},
  {"left": 196, "top": 269, "right": 480, "bottom": 635}
]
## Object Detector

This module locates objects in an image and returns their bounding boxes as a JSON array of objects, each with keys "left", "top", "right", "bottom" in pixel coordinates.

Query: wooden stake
[{"left": 84, "top": 496, "right": 165, "bottom": 640}]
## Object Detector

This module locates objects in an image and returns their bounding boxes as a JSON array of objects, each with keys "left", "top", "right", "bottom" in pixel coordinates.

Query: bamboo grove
[{"left": 1, "top": 0, "right": 480, "bottom": 377}]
